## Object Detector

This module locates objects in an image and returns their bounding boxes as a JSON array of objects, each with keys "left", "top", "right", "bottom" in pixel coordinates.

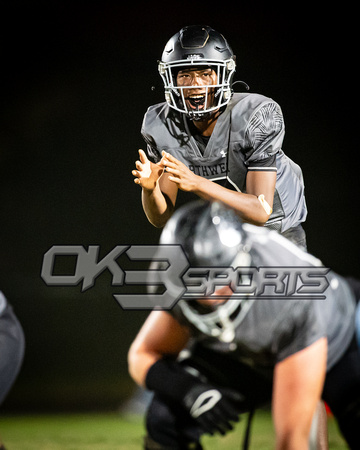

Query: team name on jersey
[{"left": 188, "top": 162, "right": 227, "bottom": 177}]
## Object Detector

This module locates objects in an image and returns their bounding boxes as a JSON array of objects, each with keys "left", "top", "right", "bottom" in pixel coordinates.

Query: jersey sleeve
[
  {"left": 243, "top": 101, "right": 285, "bottom": 170},
  {"left": 141, "top": 130, "right": 162, "bottom": 163},
  {"left": 145, "top": 142, "right": 162, "bottom": 163},
  {"left": 274, "top": 300, "right": 326, "bottom": 363},
  {"left": 141, "top": 109, "right": 163, "bottom": 163}
]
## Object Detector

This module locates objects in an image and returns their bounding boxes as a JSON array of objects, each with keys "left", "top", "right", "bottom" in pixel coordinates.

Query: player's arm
[
  {"left": 128, "top": 308, "right": 243, "bottom": 435},
  {"left": 132, "top": 149, "right": 178, "bottom": 227},
  {"left": 163, "top": 151, "right": 276, "bottom": 226},
  {"left": 127, "top": 310, "right": 191, "bottom": 387},
  {"left": 272, "top": 337, "right": 327, "bottom": 450},
  {"left": 141, "top": 170, "right": 178, "bottom": 228}
]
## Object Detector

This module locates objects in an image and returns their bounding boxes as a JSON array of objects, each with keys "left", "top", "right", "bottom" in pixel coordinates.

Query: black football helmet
[
  {"left": 160, "top": 200, "right": 253, "bottom": 342},
  {"left": 158, "top": 25, "right": 236, "bottom": 121}
]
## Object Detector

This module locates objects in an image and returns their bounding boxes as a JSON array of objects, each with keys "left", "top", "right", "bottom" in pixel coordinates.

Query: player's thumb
[{"left": 221, "top": 388, "right": 244, "bottom": 404}]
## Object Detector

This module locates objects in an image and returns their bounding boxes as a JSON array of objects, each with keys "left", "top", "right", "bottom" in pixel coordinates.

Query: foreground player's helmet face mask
[
  {"left": 158, "top": 25, "right": 236, "bottom": 121},
  {"left": 160, "top": 200, "right": 253, "bottom": 342}
]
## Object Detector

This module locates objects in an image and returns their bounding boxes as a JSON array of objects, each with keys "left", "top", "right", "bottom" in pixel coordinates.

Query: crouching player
[{"left": 128, "top": 201, "right": 360, "bottom": 449}]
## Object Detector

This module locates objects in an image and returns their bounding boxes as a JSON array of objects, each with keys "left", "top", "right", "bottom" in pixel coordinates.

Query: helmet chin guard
[
  {"left": 158, "top": 25, "right": 236, "bottom": 121},
  {"left": 179, "top": 296, "right": 254, "bottom": 343},
  {"left": 178, "top": 249, "right": 253, "bottom": 343}
]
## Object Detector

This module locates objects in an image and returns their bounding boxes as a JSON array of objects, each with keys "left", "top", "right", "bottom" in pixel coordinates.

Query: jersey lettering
[{"left": 188, "top": 163, "right": 227, "bottom": 177}]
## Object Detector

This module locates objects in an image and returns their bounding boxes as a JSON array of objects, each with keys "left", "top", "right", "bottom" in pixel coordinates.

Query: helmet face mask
[
  {"left": 159, "top": 200, "right": 253, "bottom": 342},
  {"left": 178, "top": 245, "right": 253, "bottom": 343},
  {"left": 158, "top": 25, "right": 236, "bottom": 121},
  {"left": 179, "top": 296, "right": 254, "bottom": 343}
]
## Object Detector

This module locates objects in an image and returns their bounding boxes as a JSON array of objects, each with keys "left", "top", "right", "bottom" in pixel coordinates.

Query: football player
[
  {"left": 132, "top": 25, "right": 307, "bottom": 249},
  {"left": 0, "top": 291, "right": 25, "bottom": 450},
  {"left": 128, "top": 201, "right": 360, "bottom": 450}
]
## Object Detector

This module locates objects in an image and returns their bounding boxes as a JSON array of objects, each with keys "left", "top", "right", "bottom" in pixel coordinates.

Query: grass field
[{"left": 0, "top": 410, "right": 348, "bottom": 449}]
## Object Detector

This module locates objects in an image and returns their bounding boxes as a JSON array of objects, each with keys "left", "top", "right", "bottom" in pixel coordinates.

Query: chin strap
[{"left": 232, "top": 80, "right": 250, "bottom": 91}]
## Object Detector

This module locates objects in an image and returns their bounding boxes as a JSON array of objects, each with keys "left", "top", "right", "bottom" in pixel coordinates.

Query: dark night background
[{"left": 0, "top": 1, "right": 358, "bottom": 412}]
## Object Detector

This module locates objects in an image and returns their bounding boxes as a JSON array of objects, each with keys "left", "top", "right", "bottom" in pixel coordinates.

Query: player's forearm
[
  {"left": 127, "top": 348, "right": 161, "bottom": 387},
  {"left": 141, "top": 185, "right": 174, "bottom": 228},
  {"left": 194, "top": 177, "right": 270, "bottom": 226}
]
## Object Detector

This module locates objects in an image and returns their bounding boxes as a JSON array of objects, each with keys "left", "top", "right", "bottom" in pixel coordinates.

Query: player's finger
[
  {"left": 164, "top": 166, "right": 180, "bottom": 175},
  {"left": 158, "top": 158, "right": 166, "bottom": 167},
  {"left": 168, "top": 176, "right": 180, "bottom": 184},
  {"left": 162, "top": 151, "right": 178, "bottom": 163},
  {"left": 135, "top": 161, "right": 144, "bottom": 171},
  {"left": 162, "top": 159, "right": 178, "bottom": 169},
  {"left": 138, "top": 149, "right": 148, "bottom": 163}
]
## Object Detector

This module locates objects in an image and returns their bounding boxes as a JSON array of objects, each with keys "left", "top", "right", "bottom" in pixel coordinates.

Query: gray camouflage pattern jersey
[
  {"left": 142, "top": 93, "right": 307, "bottom": 233},
  {"left": 170, "top": 224, "right": 356, "bottom": 375}
]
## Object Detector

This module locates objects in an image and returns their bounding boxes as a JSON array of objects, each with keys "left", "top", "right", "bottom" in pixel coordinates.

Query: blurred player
[
  {"left": 128, "top": 201, "right": 360, "bottom": 450},
  {"left": 0, "top": 291, "right": 25, "bottom": 449},
  {"left": 132, "top": 25, "right": 307, "bottom": 249}
]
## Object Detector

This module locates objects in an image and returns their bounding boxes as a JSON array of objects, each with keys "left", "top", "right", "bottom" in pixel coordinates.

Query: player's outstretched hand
[
  {"left": 183, "top": 383, "right": 243, "bottom": 436},
  {"left": 132, "top": 149, "right": 164, "bottom": 191},
  {"left": 161, "top": 151, "right": 201, "bottom": 192}
]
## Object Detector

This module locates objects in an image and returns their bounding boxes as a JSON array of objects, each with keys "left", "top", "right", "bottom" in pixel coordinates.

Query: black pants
[
  {"left": 145, "top": 345, "right": 273, "bottom": 448},
  {"left": 320, "top": 276, "right": 360, "bottom": 450},
  {"left": 281, "top": 223, "right": 307, "bottom": 250},
  {"left": 146, "top": 336, "right": 360, "bottom": 449},
  {"left": 322, "top": 335, "right": 360, "bottom": 449}
]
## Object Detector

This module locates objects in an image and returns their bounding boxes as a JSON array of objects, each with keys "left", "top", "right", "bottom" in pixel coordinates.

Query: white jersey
[{"left": 142, "top": 93, "right": 307, "bottom": 233}]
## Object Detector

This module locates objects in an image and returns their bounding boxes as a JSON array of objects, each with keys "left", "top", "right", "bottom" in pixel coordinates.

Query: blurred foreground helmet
[
  {"left": 160, "top": 200, "right": 249, "bottom": 267},
  {"left": 160, "top": 201, "right": 253, "bottom": 343},
  {"left": 158, "top": 25, "right": 236, "bottom": 121}
]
